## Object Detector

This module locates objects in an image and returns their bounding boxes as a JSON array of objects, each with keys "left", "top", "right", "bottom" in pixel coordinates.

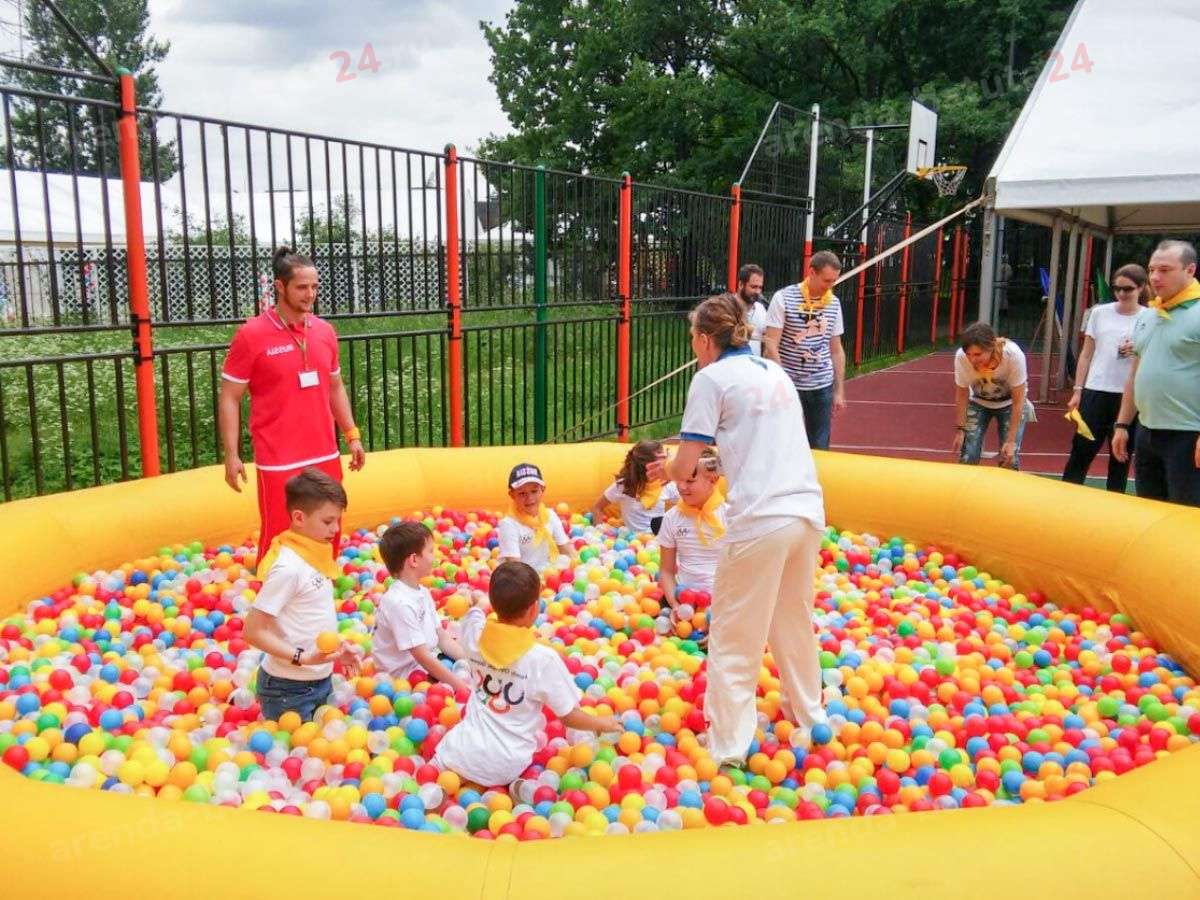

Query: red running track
[{"left": 832, "top": 351, "right": 1113, "bottom": 477}]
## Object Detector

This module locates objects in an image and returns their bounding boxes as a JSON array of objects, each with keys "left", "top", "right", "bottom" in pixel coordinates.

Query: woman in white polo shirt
[
  {"left": 1062, "top": 264, "right": 1152, "bottom": 491},
  {"left": 658, "top": 292, "right": 828, "bottom": 766}
]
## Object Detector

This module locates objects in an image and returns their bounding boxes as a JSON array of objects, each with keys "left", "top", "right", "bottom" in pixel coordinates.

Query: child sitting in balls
[
  {"left": 244, "top": 468, "right": 362, "bottom": 722},
  {"left": 372, "top": 521, "right": 470, "bottom": 695},
  {"left": 658, "top": 447, "right": 726, "bottom": 629},
  {"left": 497, "top": 462, "right": 573, "bottom": 571},
  {"left": 589, "top": 439, "right": 679, "bottom": 535},
  {"left": 432, "top": 560, "right": 621, "bottom": 787}
]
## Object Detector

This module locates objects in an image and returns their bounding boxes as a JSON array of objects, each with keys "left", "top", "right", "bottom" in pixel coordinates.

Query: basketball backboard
[{"left": 906, "top": 100, "right": 938, "bottom": 174}]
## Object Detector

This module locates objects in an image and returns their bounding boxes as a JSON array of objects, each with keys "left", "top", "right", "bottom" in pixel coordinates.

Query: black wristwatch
[
  {"left": 292, "top": 647, "right": 304, "bottom": 666},
  {"left": 1113, "top": 423, "right": 1130, "bottom": 431}
]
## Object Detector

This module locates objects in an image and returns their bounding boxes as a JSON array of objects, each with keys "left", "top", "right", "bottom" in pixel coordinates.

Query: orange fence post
[
  {"left": 897, "top": 212, "right": 912, "bottom": 354},
  {"left": 930, "top": 226, "right": 944, "bottom": 345},
  {"left": 443, "top": 145, "right": 464, "bottom": 447},
  {"left": 616, "top": 174, "right": 632, "bottom": 441},
  {"left": 726, "top": 183, "right": 741, "bottom": 292},
  {"left": 116, "top": 69, "right": 160, "bottom": 478}
]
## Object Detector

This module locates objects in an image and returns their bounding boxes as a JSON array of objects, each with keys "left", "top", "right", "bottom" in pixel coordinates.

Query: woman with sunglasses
[{"left": 1061, "top": 264, "right": 1153, "bottom": 491}]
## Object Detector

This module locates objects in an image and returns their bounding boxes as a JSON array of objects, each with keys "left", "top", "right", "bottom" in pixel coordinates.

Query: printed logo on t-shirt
[
  {"left": 473, "top": 663, "right": 527, "bottom": 714},
  {"left": 266, "top": 343, "right": 295, "bottom": 357},
  {"left": 973, "top": 377, "right": 1014, "bottom": 404},
  {"left": 787, "top": 310, "right": 836, "bottom": 368}
]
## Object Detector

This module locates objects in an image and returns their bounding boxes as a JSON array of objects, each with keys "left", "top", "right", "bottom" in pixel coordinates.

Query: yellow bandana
[
  {"left": 638, "top": 480, "right": 665, "bottom": 510},
  {"left": 973, "top": 338, "right": 1006, "bottom": 385},
  {"left": 508, "top": 502, "right": 552, "bottom": 548},
  {"left": 256, "top": 530, "right": 339, "bottom": 580},
  {"left": 676, "top": 487, "right": 726, "bottom": 546},
  {"left": 799, "top": 280, "right": 834, "bottom": 315},
  {"left": 1149, "top": 278, "right": 1200, "bottom": 319},
  {"left": 478, "top": 619, "right": 536, "bottom": 668},
  {"left": 1064, "top": 408, "right": 1095, "bottom": 441}
]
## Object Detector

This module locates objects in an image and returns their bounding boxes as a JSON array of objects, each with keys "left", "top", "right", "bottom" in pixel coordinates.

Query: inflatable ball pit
[{"left": 1, "top": 444, "right": 1198, "bottom": 899}]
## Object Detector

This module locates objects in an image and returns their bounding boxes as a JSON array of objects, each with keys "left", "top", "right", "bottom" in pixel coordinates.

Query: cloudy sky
[{"left": 147, "top": 0, "right": 513, "bottom": 153}]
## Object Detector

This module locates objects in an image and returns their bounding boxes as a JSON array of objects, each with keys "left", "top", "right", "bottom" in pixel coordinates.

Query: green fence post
[{"left": 534, "top": 165, "right": 548, "bottom": 442}]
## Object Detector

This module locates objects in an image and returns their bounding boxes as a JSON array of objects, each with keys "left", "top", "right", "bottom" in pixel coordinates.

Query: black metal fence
[{"left": 0, "top": 63, "right": 977, "bottom": 502}]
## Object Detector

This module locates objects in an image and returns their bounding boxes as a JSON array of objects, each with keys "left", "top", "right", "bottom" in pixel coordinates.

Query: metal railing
[{"left": 0, "top": 60, "right": 980, "bottom": 502}]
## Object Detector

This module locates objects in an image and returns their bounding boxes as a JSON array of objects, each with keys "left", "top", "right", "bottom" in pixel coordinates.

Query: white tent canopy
[
  {"left": 980, "top": 0, "right": 1200, "bottom": 399},
  {"left": 987, "top": 0, "right": 1200, "bottom": 235}
]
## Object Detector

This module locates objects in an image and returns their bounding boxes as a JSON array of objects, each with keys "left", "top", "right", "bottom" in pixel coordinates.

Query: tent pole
[
  {"left": 1103, "top": 235, "right": 1114, "bottom": 283},
  {"left": 1072, "top": 235, "right": 1091, "bottom": 340},
  {"left": 977, "top": 205, "right": 997, "bottom": 326},
  {"left": 1056, "top": 223, "right": 1080, "bottom": 390},
  {"left": 1039, "top": 218, "right": 1062, "bottom": 403}
]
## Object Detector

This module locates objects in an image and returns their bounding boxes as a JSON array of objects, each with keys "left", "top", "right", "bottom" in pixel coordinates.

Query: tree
[
  {"left": 4, "top": 0, "right": 176, "bottom": 180},
  {"left": 478, "top": 0, "right": 1076, "bottom": 225}
]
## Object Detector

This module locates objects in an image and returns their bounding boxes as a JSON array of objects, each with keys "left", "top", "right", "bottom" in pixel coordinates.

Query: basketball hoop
[{"left": 917, "top": 165, "right": 968, "bottom": 197}]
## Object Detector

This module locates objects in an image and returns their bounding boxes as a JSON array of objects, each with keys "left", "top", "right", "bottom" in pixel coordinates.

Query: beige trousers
[{"left": 705, "top": 517, "right": 823, "bottom": 762}]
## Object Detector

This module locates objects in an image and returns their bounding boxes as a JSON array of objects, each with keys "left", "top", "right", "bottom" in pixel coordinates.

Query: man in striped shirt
[{"left": 762, "top": 251, "right": 847, "bottom": 450}]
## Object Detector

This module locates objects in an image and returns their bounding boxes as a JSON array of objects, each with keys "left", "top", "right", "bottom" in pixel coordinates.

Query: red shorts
[{"left": 255, "top": 456, "right": 344, "bottom": 565}]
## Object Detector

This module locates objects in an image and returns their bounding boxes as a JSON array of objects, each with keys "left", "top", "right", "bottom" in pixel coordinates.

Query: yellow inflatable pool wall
[{"left": 1, "top": 444, "right": 1198, "bottom": 899}]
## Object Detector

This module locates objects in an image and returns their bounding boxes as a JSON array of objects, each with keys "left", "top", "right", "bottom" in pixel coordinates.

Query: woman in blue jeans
[{"left": 951, "top": 322, "right": 1032, "bottom": 469}]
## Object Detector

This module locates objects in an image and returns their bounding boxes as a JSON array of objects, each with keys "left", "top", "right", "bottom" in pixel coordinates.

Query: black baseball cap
[{"left": 508, "top": 462, "right": 546, "bottom": 489}]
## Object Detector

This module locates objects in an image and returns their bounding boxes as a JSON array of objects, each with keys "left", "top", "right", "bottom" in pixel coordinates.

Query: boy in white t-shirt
[
  {"left": 497, "top": 462, "right": 573, "bottom": 571},
  {"left": 590, "top": 440, "right": 680, "bottom": 535},
  {"left": 244, "top": 468, "right": 362, "bottom": 722},
  {"left": 372, "top": 521, "right": 469, "bottom": 694},
  {"left": 432, "top": 561, "right": 621, "bottom": 787},
  {"left": 658, "top": 447, "right": 726, "bottom": 602}
]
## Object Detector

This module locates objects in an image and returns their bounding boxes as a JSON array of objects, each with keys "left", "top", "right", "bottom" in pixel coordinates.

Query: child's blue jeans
[{"left": 256, "top": 667, "right": 332, "bottom": 722}]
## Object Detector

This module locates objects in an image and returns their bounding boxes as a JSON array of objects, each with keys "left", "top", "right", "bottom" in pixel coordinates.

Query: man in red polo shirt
[{"left": 218, "top": 247, "right": 365, "bottom": 570}]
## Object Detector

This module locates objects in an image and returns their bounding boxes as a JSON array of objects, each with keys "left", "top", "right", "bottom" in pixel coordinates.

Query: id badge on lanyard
[{"left": 278, "top": 310, "right": 319, "bottom": 389}]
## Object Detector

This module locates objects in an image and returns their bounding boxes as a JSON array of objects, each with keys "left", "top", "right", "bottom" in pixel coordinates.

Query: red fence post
[
  {"left": 443, "top": 145, "right": 464, "bottom": 447},
  {"left": 897, "top": 212, "right": 912, "bottom": 354},
  {"left": 930, "top": 226, "right": 944, "bottom": 345},
  {"left": 616, "top": 173, "right": 632, "bottom": 441},
  {"left": 726, "top": 184, "right": 741, "bottom": 292},
  {"left": 116, "top": 69, "right": 160, "bottom": 478}
]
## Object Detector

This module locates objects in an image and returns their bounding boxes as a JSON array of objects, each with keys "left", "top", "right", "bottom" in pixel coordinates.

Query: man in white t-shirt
[
  {"left": 372, "top": 521, "right": 468, "bottom": 692},
  {"left": 762, "top": 250, "right": 847, "bottom": 449},
  {"left": 952, "top": 322, "right": 1032, "bottom": 469},
  {"left": 497, "top": 462, "right": 573, "bottom": 571},
  {"left": 432, "top": 562, "right": 620, "bottom": 787},
  {"left": 735, "top": 263, "right": 770, "bottom": 356}
]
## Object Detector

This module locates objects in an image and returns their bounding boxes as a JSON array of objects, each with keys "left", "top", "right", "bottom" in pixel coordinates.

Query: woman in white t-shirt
[
  {"left": 952, "top": 322, "right": 1034, "bottom": 470},
  {"left": 1062, "top": 265, "right": 1152, "bottom": 492},
  {"left": 658, "top": 293, "right": 827, "bottom": 767}
]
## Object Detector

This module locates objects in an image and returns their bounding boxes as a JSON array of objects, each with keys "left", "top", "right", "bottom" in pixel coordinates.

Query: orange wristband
[{"left": 343, "top": 426, "right": 361, "bottom": 442}]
